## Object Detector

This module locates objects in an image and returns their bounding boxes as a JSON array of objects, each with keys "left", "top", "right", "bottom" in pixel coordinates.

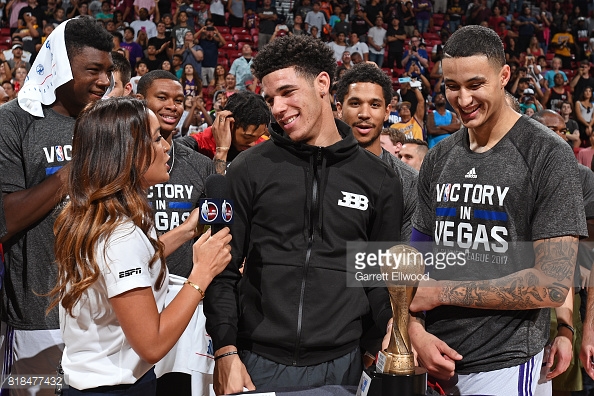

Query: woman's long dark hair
[{"left": 49, "top": 97, "right": 165, "bottom": 316}]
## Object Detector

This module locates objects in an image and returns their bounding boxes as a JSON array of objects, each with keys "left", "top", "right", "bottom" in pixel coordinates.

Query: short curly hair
[
  {"left": 335, "top": 63, "right": 393, "bottom": 106},
  {"left": 65, "top": 16, "right": 113, "bottom": 59},
  {"left": 224, "top": 91, "right": 271, "bottom": 131},
  {"left": 252, "top": 35, "right": 336, "bottom": 83}
]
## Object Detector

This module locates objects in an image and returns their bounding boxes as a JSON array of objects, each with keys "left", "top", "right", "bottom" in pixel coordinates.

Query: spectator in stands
[
  {"left": 401, "top": 35, "right": 428, "bottom": 74},
  {"left": 2, "top": 81, "right": 15, "bottom": 100},
  {"left": 179, "top": 94, "right": 212, "bottom": 135},
  {"left": 17, "top": 0, "right": 44, "bottom": 29},
  {"left": 327, "top": 32, "right": 348, "bottom": 62},
  {"left": 468, "top": 0, "right": 490, "bottom": 26},
  {"left": 291, "top": 14, "right": 307, "bottom": 36},
  {"left": 544, "top": 57, "right": 568, "bottom": 89},
  {"left": 176, "top": 30, "right": 203, "bottom": 78},
  {"left": 526, "top": 36, "right": 544, "bottom": 58},
  {"left": 444, "top": 0, "right": 460, "bottom": 31},
  {"left": 6, "top": 43, "right": 30, "bottom": 77},
  {"left": 544, "top": 72, "right": 572, "bottom": 113},
  {"left": 175, "top": 0, "right": 199, "bottom": 30},
  {"left": 380, "top": 127, "right": 406, "bottom": 155},
  {"left": 294, "top": 0, "right": 312, "bottom": 22},
  {"left": 184, "top": 90, "right": 269, "bottom": 173},
  {"left": 397, "top": 138, "right": 427, "bottom": 170},
  {"left": 227, "top": 0, "right": 244, "bottom": 27},
  {"left": 575, "top": 86, "right": 594, "bottom": 142},
  {"left": 346, "top": 32, "right": 369, "bottom": 62},
  {"left": 338, "top": 50, "right": 352, "bottom": 69},
  {"left": 571, "top": 60, "right": 594, "bottom": 104},
  {"left": 12, "top": 14, "right": 41, "bottom": 58},
  {"left": 209, "top": 0, "right": 226, "bottom": 26},
  {"left": 148, "top": 21, "right": 173, "bottom": 63},
  {"left": 560, "top": 100, "right": 581, "bottom": 149},
  {"left": 208, "top": 63, "right": 228, "bottom": 96},
  {"left": 385, "top": 17, "right": 406, "bottom": 70},
  {"left": 107, "top": 51, "right": 133, "bottom": 99},
  {"left": 196, "top": 0, "right": 211, "bottom": 26},
  {"left": 136, "top": 28, "right": 149, "bottom": 52},
  {"left": 426, "top": 92, "right": 460, "bottom": 148},
  {"left": 0, "top": 86, "right": 9, "bottom": 104},
  {"left": 229, "top": 44, "right": 253, "bottom": 91},
  {"left": 11, "top": 65, "right": 27, "bottom": 92},
  {"left": 131, "top": 7, "right": 157, "bottom": 39},
  {"left": 95, "top": 0, "right": 113, "bottom": 21},
  {"left": 350, "top": 7, "right": 369, "bottom": 40},
  {"left": 504, "top": 36, "right": 521, "bottom": 65},
  {"left": 224, "top": 72, "right": 238, "bottom": 96},
  {"left": 516, "top": 5, "right": 538, "bottom": 52},
  {"left": 172, "top": 53, "right": 184, "bottom": 78},
  {"left": 351, "top": 51, "right": 364, "bottom": 65},
  {"left": 367, "top": 15, "right": 386, "bottom": 67},
  {"left": 133, "top": 0, "right": 156, "bottom": 20},
  {"left": 258, "top": 0, "right": 278, "bottom": 46},
  {"left": 413, "top": 0, "right": 431, "bottom": 34},
  {"left": 550, "top": 28, "right": 577, "bottom": 69},
  {"left": 172, "top": 10, "right": 192, "bottom": 49},
  {"left": 385, "top": 91, "right": 400, "bottom": 127},
  {"left": 305, "top": 1, "right": 327, "bottom": 38},
  {"left": 142, "top": 44, "right": 163, "bottom": 71},
  {"left": 180, "top": 63, "right": 203, "bottom": 98},
  {"left": 198, "top": 24, "right": 226, "bottom": 86},
  {"left": 390, "top": 95, "right": 424, "bottom": 140},
  {"left": 121, "top": 26, "right": 143, "bottom": 70}
]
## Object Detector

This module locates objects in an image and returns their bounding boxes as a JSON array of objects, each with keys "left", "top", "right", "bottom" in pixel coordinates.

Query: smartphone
[{"left": 398, "top": 77, "right": 412, "bottom": 83}]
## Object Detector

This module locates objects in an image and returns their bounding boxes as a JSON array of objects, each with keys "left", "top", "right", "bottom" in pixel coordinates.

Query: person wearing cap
[
  {"left": 570, "top": 60, "right": 594, "bottom": 104},
  {"left": 6, "top": 42, "right": 30, "bottom": 77},
  {"left": 519, "top": 88, "right": 544, "bottom": 116}
]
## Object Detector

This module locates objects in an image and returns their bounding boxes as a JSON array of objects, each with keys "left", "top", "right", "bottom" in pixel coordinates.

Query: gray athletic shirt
[
  {"left": 413, "top": 116, "right": 588, "bottom": 373},
  {"left": 0, "top": 100, "right": 75, "bottom": 330},
  {"left": 147, "top": 141, "right": 213, "bottom": 277}
]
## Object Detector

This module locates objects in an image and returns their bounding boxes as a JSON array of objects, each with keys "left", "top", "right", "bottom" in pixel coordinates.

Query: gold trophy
[{"left": 368, "top": 245, "right": 427, "bottom": 396}]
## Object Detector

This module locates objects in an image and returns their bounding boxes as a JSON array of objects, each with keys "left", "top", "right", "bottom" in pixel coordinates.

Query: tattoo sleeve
[{"left": 437, "top": 236, "right": 578, "bottom": 310}]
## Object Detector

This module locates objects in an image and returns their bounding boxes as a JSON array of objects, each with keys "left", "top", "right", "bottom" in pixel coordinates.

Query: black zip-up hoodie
[{"left": 204, "top": 119, "right": 403, "bottom": 366}]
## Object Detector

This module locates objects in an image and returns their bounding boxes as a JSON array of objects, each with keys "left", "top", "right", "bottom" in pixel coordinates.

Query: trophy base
[{"left": 368, "top": 367, "right": 427, "bottom": 396}]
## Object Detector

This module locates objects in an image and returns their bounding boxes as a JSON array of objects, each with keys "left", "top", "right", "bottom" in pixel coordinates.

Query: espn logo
[{"left": 119, "top": 268, "right": 142, "bottom": 278}]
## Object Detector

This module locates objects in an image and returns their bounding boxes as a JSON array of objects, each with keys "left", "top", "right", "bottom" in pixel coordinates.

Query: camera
[{"left": 206, "top": 26, "right": 215, "bottom": 31}]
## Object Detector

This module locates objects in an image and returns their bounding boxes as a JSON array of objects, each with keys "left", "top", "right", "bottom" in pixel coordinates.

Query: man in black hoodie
[{"left": 204, "top": 35, "right": 404, "bottom": 394}]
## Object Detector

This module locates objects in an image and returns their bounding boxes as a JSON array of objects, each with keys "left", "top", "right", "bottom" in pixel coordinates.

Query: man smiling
[
  {"left": 409, "top": 25, "right": 586, "bottom": 395},
  {"left": 335, "top": 62, "right": 417, "bottom": 242},
  {"left": 204, "top": 35, "right": 403, "bottom": 394},
  {"left": 0, "top": 17, "right": 113, "bottom": 395}
]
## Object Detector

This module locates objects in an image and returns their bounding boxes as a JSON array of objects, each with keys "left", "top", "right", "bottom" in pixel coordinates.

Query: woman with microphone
[{"left": 49, "top": 97, "right": 231, "bottom": 395}]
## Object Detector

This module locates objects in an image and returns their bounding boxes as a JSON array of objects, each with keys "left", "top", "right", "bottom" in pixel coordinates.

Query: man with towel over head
[{"left": 0, "top": 16, "right": 113, "bottom": 396}]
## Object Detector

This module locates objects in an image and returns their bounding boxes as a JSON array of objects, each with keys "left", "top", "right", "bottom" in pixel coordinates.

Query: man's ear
[
  {"left": 124, "top": 82, "right": 133, "bottom": 96},
  {"left": 336, "top": 101, "right": 343, "bottom": 119}
]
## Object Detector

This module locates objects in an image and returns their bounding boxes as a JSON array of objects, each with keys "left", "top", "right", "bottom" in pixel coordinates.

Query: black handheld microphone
[{"left": 199, "top": 174, "right": 234, "bottom": 234}]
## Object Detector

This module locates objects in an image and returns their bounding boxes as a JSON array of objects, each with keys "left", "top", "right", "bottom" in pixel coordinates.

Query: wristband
[
  {"left": 216, "top": 146, "right": 230, "bottom": 151},
  {"left": 214, "top": 350, "right": 238, "bottom": 360},
  {"left": 557, "top": 322, "right": 575, "bottom": 336},
  {"left": 184, "top": 280, "right": 205, "bottom": 300}
]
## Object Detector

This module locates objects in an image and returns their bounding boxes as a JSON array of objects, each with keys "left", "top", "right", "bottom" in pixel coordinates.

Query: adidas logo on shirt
[{"left": 465, "top": 168, "right": 478, "bottom": 179}]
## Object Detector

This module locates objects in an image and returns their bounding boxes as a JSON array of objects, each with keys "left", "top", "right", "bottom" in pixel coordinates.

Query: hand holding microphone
[{"left": 190, "top": 174, "right": 235, "bottom": 286}]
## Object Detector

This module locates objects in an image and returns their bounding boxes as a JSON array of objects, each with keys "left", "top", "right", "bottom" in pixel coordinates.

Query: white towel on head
[{"left": 17, "top": 18, "right": 73, "bottom": 117}]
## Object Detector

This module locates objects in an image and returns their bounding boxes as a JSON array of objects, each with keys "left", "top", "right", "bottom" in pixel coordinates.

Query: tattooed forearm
[
  {"left": 534, "top": 237, "right": 577, "bottom": 282},
  {"left": 438, "top": 274, "right": 570, "bottom": 309}
]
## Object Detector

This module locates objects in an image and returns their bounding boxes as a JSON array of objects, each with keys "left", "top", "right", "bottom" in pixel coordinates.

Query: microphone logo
[
  {"left": 201, "top": 200, "right": 219, "bottom": 223},
  {"left": 222, "top": 200, "right": 233, "bottom": 223}
]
